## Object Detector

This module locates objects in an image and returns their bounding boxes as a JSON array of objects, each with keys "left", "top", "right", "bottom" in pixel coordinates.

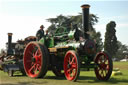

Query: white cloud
[
  {"left": 117, "top": 23, "right": 128, "bottom": 28},
  {"left": 102, "top": 15, "right": 128, "bottom": 22},
  {"left": 0, "top": 15, "right": 50, "bottom": 50},
  {"left": 94, "top": 24, "right": 106, "bottom": 30}
]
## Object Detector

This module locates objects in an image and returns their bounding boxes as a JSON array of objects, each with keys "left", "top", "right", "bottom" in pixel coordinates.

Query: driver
[{"left": 36, "top": 25, "right": 45, "bottom": 41}]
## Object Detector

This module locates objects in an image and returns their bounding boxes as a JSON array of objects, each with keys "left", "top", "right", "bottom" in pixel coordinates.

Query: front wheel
[
  {"left": 64, "top": 50, "right": 80, "bottom": 82},
  {"left": 94, "top": 51, "right": 113, "bottom": 81}
]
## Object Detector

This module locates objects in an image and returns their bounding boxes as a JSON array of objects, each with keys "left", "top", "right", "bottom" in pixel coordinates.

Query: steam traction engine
[
  {"left": 0, "top": 33, "right": 36, "bottom": 76},
  {"left": 23, "top": 4, "right": 113, "bottom": 81}
]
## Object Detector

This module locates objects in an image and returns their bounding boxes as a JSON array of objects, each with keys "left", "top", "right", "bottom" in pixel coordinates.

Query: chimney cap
[
  {"left": 8, "top": 33, "right": 13, "bottom": 36},
  {"left": 81, "top": 4, "right": 90, "bottom": 9}
]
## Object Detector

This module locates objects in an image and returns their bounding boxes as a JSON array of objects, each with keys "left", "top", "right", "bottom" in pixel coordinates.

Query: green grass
[{"left": 0, "top": 62, "right": 128, "bottom": 85}]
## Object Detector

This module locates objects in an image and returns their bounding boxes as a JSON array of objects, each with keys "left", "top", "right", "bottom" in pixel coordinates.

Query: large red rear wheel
[
  {"left": 23, "top": 42, "right": 48, "bottom": 78},
  {"left": 94, "top": 52, "right": 113, "bottom": 80},
  {"left": 64, "top": 50, "right": 80, "bottom": 82}
]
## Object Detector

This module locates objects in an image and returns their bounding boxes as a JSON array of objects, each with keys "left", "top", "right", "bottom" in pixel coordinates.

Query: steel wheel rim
[
  {"left": 95, "top": 52, "right": 110, "bottom": 79},
  {"left": 24, "top": 43, "right": 42, "bottom": 78},
  {"left": 64, "top": 51, "right": 78, "bottom": 81}
]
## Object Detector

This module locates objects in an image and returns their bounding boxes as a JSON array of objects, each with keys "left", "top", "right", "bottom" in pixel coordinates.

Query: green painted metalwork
[
  {"left": 39, "top": 37, "right": 54, "bottom": 48},
  {"left": 45, "top": 37, "right": 54, "bottom": 48},
  {"left": 39, "top": 37, "right": 45, "bottom": 44}
]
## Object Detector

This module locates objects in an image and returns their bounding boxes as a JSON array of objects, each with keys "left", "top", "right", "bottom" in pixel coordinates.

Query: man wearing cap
[{"left": 36, "top": 25, "right": 45, "bottom": 41}]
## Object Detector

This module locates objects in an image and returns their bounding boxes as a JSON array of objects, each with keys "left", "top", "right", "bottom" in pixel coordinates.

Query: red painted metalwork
[
  {"left": 94, "top": 52, "right": 113, "bottom": 80},
  {"left": 64, "top": 51, "right": 80, "bottom": 81},
  {"left": 24, "top": 42, "right": 42, "bottom": 78}
]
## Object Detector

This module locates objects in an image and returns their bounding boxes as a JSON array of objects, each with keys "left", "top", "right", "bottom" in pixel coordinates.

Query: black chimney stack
[
  {"left": 81, "top": 4, "right": 90, "bottom": 39},
  {"left": 7, "top": 33, "right": 13, "bottom": 55}
]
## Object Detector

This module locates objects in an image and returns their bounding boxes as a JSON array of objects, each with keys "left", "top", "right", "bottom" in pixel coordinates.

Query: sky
[{"left": 0, "top": 0, "right": 128, "bottom": 50}]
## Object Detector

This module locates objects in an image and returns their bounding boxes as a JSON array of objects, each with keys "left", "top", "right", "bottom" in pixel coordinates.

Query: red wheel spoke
[
  {"left": 68, "top": 55, "right": 71, "bottom": 63},
  {"left": 100, "top": 55, "right": 105, "bottom": 63},
  {"left": 33, "top": 49, "right": 37, "bottom": 58},
  {"left": 35, "top": 50, "right": 38, "bottom": 56},
  {"left": 102, "top": 55, "right": 108, "bottom": 64},
  {"left": 29, "top": 64, "right": 36, "bottom": 73},
  {"left": 72, "top": 69, "right": 76, "bottom": 77},
  {"left": 33, "top": 53, "right": 35, "bottom": 58},
  {"left": 67, "top": 69, "right": 71, "bottom": 74},
  {"left": 102, "top": 55, "right": 105, "bottom": 62},
  {"left": 34, "top": 64, "right": 38, "bottom": 74},
  {"left": 34, "top": 49, "right": 42, "bottom": 59},
  {"left": 70, "top": 57, "right": 75, "bottom": 64},
  {"left": 35, "top": 49, "right": 39, "bottom": 56},
  {"left": 101, "top": 69, "right": 104, "bottom": 77},
  {"left": 104, "top": 54, "right": 109, "bottom": 63},
  {"left": 99, "top": 64, "right": 103, "bottom": 69},
  {"left": 71, "top": 63, "right": 77, "bottom": 69},
  {"left": 37, "top": 64, "right": 41, "bottom": 71},
  {"left": 99, "top": 58, "right": 103, "bottom": 64},
  {"left": 100, "top": 63, "right": 109, "bottom": 70},
  {"left": 29, "top": 51, "right": 33, "bottom": 57},
  {"left": 105, "top": 64, "right": 110, "bottom": 70},
  {"left": 31, "top": 44, "right": 35, "bottom": 49},
  {"left": 36, "top": 60, "right": 41, "bottom": 65},
  {"left": 38, "top": 54, "right": 41, "bottom": 58},
  {"left": 104, "top": 56, "right": 107, "bottom": 63},
  {"left": 31, "top": 62, "right": 34, "bottom": 66}
]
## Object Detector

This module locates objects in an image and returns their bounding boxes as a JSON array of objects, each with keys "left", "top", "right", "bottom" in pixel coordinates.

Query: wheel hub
[
  {"left": 31, "top": 57, "right": 36, "bottom": 62},
  {"left": 67, "top": 64, "right": 71, "bottom": 68},
  {"left": 100, "top": 63, "right": 106, "bottom": 69}
]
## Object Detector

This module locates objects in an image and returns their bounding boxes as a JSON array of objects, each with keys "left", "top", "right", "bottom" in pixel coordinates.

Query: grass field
[{"left": 0, "top": 62, "right": 128, "bottom": 85}]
